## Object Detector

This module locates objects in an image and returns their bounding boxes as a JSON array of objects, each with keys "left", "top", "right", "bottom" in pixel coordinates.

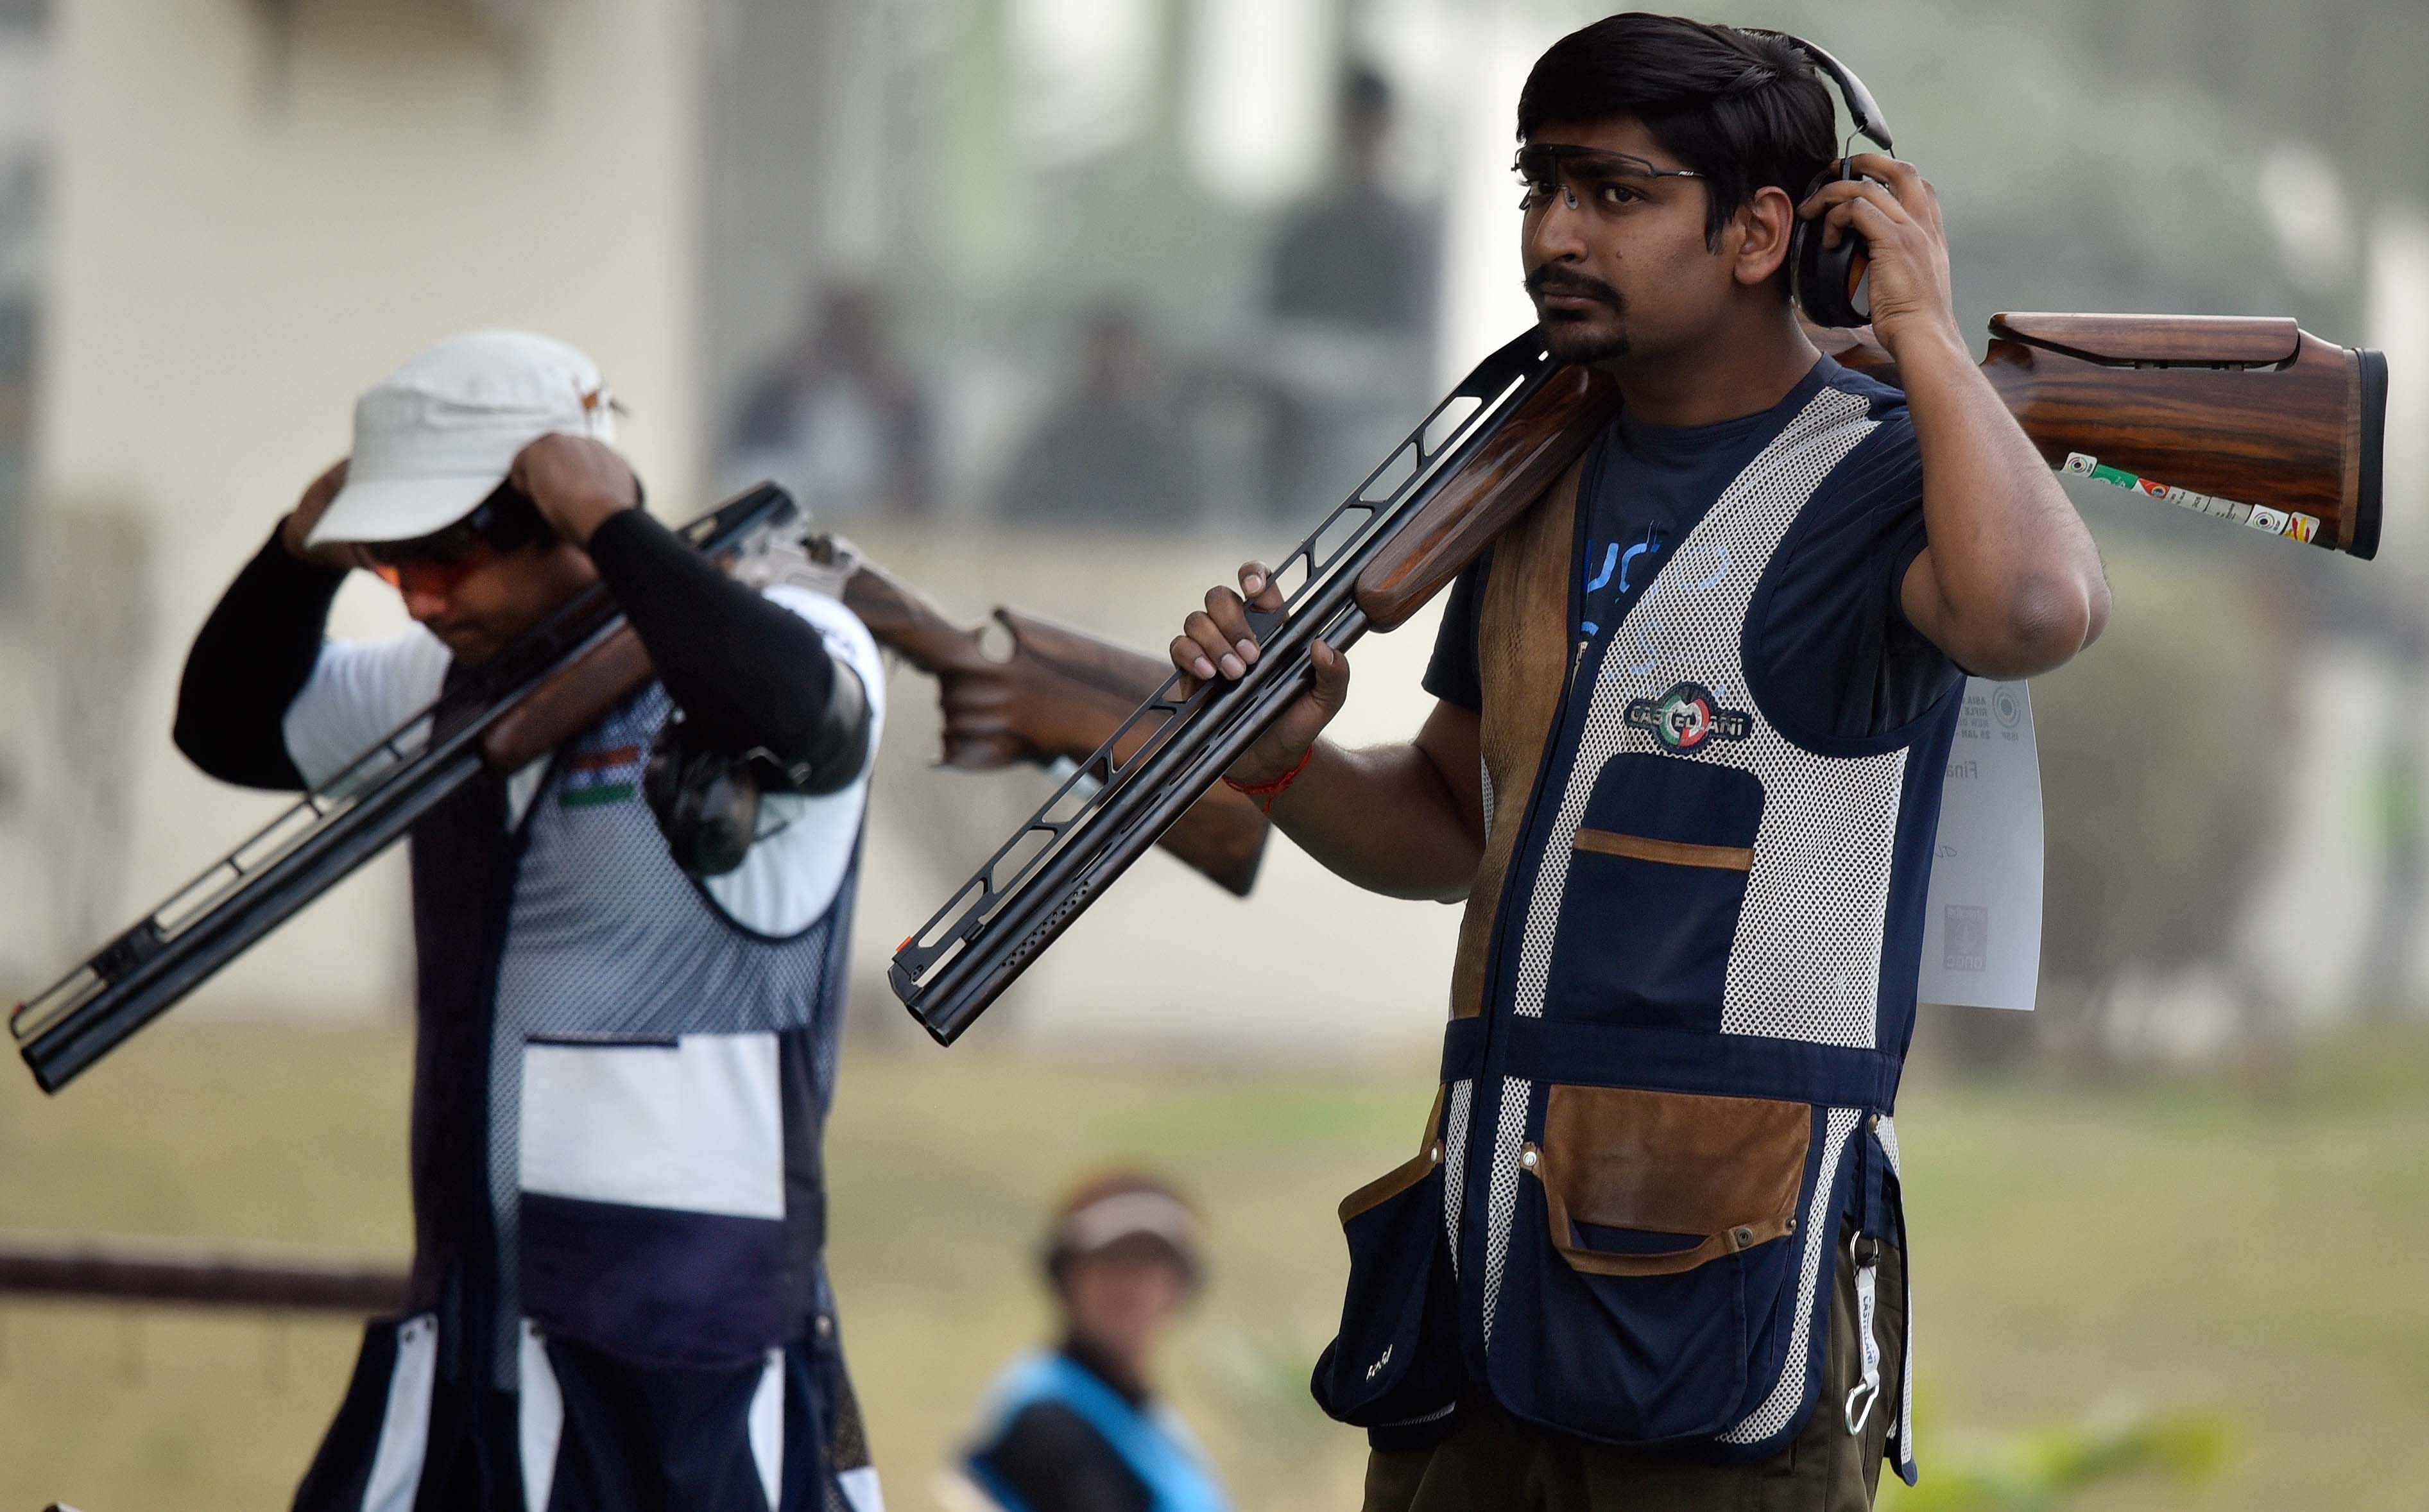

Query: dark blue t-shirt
[{"left": 1424, "top": 356, "right": 1958, "bottom": 742}]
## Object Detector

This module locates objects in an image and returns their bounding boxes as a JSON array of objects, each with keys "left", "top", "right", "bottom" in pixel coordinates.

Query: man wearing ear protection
[
  {"left": 1169, "top": 14, "right": 2109, "bottom": 1512},
  {"left": 172, "top": 331, "right": 886, "bottom": 1512}
]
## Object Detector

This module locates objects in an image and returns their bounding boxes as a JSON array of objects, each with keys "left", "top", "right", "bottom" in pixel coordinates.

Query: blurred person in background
[
  {"left": 999, "top": 305, "right": 1200, "bottom": 528},
  {"left": 728, "top": 281, "right": 931, "bottom": 520},
  {"left": 1255, "top": 64, "right": 1441, "bottom": 520},
  {"left": 1268, "top": 64, "right": 1437, "bottom": 341},
  {"left": 173, "top": 331, "right": 886, "bottom": 1512},
  {"left": 1171, "top": 15, "right": 2107, "bottom": 1511},
  {"left": 943, "top": 1173, "right": 1230, "bottom": 1512}
]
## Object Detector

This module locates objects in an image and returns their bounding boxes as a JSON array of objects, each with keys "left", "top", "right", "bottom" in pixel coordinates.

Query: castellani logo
[{"left": 1624, "top": 682, "right": 1753, "bottom": 753}]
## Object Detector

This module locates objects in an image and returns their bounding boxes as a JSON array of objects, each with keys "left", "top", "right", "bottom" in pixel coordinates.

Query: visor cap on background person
[
  {"left": 1043, "top": 1171, "right": 1206, "bottom": 1294},
  {"left": 307, "top": 329, "right": 618, "bottom": 549}
]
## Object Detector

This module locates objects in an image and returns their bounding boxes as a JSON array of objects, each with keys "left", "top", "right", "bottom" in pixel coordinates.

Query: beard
[
  {"left": 1541, "top": 318, "right": 1630, "bottom": 365},
  {"left": 1525, "top": 264, "right": 1630, "bottom": 364}
]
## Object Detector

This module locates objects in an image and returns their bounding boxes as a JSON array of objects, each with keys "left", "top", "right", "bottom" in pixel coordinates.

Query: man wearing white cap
[{"left": 174, "top": 331, "right": 887, "bottom": 1512}]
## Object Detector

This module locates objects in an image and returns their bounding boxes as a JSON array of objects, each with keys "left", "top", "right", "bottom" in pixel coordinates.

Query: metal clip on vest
[{"left": 1844, "top": 1232, "right": 1884, "bottom": 1435}]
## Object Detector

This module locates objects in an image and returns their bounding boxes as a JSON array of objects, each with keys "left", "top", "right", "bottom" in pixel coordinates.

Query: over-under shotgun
[
  {"left": 893, "top": 313, "right": 2387, "bottom": 1044},
  {"left": 9, "top": 488, "right": 1270, "bottom": 1092}
]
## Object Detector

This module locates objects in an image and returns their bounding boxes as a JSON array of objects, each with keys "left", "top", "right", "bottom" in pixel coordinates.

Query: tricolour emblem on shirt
[
  {"left": 560, "top": 743, "right": 644, "bottom": 807},
  {"left": 1625, "top": 682, "right": 1751, "bottom": 753}
]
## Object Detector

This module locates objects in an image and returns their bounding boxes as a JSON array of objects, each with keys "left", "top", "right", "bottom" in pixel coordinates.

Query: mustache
[{"left": 1523, "top": 264, "right": 1623, "bottom": 308}]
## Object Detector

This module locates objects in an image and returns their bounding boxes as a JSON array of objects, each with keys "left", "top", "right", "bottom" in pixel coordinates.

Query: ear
[{"left": 1728, "top": 184, "right": 1799, "bottom": 289}]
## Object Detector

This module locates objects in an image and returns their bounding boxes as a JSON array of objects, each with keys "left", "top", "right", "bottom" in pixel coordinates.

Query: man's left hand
[
  {"left": 510, "top": 434, "right": 642, "bottom": 547},
  {"left": 1798, "top": 154, "right": 1960, "bottom": 358}
]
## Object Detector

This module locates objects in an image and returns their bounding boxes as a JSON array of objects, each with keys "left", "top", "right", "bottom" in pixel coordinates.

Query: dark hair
[
  {"left": 1516, "top": 13, "right": 1839, "bottom": 250},
  {"left": 1342, "top": 62, "right": 1393, "bottom": 121}
]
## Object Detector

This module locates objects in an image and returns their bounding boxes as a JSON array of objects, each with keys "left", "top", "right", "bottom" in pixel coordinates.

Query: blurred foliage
[
  {"left": 1884, "top": 1398, "right": 2231, "bottom": 1512},
  {"left": 1201, "top": 1319, "right": 1346, "bottom": 1459},
  {"left": 2029, "top": 544, "right": 2293, "bottom": 1011}
]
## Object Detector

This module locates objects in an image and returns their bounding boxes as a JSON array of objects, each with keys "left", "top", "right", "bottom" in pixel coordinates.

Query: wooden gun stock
[
  {"left": 1357, "top": 310, "right": 2382, "bottom": 640},
  {"left": 841, "top": 556, "right": 1273, "bottom": 897},
  {"left": 463, "top": 556, "right": 1270, "bottom": 896},
  {"left": 881, "top": 314, "right": 2383, "bottom": 1045},
  {"left": 1353, "top": 364, "right": 1625, "bottom": 631},
  {"left": 452, "top": 542, "right": 1269, "bottom": 894},
  {"left": 480, "top": 624, "right": 656, "bottom": 773},
  {"left": 1819, "top": 312, "right": 2385, "bottom": 557}
]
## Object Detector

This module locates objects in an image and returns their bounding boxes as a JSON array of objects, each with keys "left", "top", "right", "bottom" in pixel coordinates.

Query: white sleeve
[
  {"left": 701, "top": 585, "right": 888, "bottom": 936},
  {"left": 282, "top": 628, "right": 455, "bottom": 788}
]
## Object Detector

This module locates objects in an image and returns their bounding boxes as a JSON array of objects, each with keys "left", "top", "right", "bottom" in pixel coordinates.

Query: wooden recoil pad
[
  {"left": 1819, "top": 313, "right": 2384, "bottom": 558},
  {"left": 842, "top": 559, "right": 1273, "bottom": 898},
  {"left": 1354, "top": 363, "right": 1626, "bottom": 630}
]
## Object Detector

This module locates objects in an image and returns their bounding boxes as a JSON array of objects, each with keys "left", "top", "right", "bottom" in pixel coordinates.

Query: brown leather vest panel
[{"left": 1446, "top": 456, "right": 1586, "bottom": 1020}]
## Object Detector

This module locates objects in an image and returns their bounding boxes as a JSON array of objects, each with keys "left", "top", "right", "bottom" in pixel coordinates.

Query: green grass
[{"left": 0, "top": 1023, "right": 2425, "bottom": 1511}]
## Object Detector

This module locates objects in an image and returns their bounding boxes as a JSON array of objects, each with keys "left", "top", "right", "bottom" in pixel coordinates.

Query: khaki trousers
[{"left": 1363, "top": 1235, "right": 1905, "bottom": 1512}]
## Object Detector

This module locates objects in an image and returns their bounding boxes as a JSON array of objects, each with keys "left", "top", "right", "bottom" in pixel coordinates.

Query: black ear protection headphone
[
  {"left": 1744, "top": 30, "right": 1896, "bottom": 329},
  {"left": 644, "top": 714, "right": 766, "bottom": 877}
]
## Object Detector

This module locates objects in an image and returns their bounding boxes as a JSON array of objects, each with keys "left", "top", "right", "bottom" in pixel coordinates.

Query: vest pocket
[
  {"left": 1488, "top": 1083, "right": 1813, "bottom": 1446},
  {"left": 1312, "top": 1092, "right": 1458, "bottom": 1429},
  {"left": 1545, "top": 753, "right": 1763, "bottom": 1031},
  {"left": 518, "top": 1033, "right": 790, "bottom": 1369}
]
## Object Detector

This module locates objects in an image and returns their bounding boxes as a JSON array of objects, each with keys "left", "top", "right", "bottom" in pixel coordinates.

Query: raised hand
[
  {"left": 278, "top": 459, "right": 372, "bottom": 571},
  {"left": 508, "top": 433, "right": 642, "bottom": 547},
  {"left": 1798, "top": 153, "right": 1959, "bottom": 360}
]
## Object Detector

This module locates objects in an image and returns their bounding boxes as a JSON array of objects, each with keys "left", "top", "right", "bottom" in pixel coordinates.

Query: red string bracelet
[{"left": 1223, "top": 746, "right": 1314, "bottom": 812}]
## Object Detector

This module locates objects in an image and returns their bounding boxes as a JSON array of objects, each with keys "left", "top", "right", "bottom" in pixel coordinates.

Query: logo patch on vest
[
  {"left": 1625, "top": 682, "right": 1751, "bottom": 752},
  {"left": 560, "top": 743, "right": 644, "bottom": 808}
]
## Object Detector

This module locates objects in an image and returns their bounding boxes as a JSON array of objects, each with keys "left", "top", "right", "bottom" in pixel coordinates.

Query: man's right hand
[
  {"left": 1169, "top": 559, "right": 1352, "bottom": 787},
  {"left": 279, "top": 459, "right": 370, "bottom": 571}
]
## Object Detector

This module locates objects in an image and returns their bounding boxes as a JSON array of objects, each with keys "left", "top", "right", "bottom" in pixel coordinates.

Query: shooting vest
[
  {"left": 298, "top": 678, "right": 870, "bottom": 1512},
  {"left": 961, "top": 1352, "right": 1231, "bottom": 1512},
  {"left": 1314, "top": 380, "right": 1957, "bottom": 1477}
]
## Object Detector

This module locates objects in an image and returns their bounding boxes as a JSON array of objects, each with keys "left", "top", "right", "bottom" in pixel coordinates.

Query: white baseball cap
[{"left": 308, "top": 330, "right": 619, "bottom": 547}]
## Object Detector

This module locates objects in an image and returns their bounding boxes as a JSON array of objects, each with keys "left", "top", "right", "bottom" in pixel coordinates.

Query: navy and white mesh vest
[
  {"left": 1313, "top": 381, "right": 1955, "bottom": 1479},
  {"left": 361, "top": 677, "right": 863, "bottom": 1512}
]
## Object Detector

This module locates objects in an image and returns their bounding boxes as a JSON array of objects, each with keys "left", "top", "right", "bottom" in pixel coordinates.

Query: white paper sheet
[{"left": 1918, "top": 678, "right": 2043, "bottom": 1011}]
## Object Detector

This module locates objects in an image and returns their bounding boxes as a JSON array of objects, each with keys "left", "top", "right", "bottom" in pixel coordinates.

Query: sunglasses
[
  {"left": 1514, "top": 144, "right": 1705, "bottom": 211},
  {"left": 364, "top": 482, "right": 550, "bottom": 596}
]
